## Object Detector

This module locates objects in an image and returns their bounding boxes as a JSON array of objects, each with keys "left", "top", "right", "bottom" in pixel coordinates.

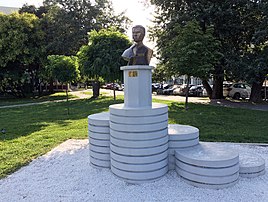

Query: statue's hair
[{"left": 132, "top": 25, "right": 145, "bottom": 35}]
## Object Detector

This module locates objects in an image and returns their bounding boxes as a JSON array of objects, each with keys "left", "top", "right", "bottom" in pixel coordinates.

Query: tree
[
  {"left": 149, "top": 0, "right": 268, "bottom": 102},
  {"left": 0, "top": 12, "right": 45, "bottom": 97},
  {"left": 47, "top": 55, "right": 80, "bottom": 114},
  {"left": 162, "top": 21, "right": 222, "bottom": 109},
  {"left": 77, "top": 28, "right": 131, "bottom": 99},
  {"left": 40, "top": 0, "right": 130, "bottom": 55}
]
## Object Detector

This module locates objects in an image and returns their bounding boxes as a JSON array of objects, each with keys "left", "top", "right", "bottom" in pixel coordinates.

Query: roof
[{"left": 0, "top": 6, "right": 19, "bottom": 14}]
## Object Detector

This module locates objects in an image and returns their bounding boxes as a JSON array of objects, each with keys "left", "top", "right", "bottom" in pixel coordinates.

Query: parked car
[
  {"left": 223, "top": 83, "right": 233, "bottom": 97},
  {"left": 162, "top": 85, "right": 180, "bottom": 95},
  {"left": 152, "top": 83, "right": 161, "bottom": 92},
  {"left": 227, "top": 83, "right": 251, "bottom": 99},
  {"left": 104, "top": 83, "right": 121, "bottom": 90},
  {"left": 156, "top": 84, "right": 170, "bottom": 95},
  {"left": 189, "top": 85, "right": 208, "bottom": 97},
  {"left": 173, "top": 84, "right": 195, "bottom": 96}
]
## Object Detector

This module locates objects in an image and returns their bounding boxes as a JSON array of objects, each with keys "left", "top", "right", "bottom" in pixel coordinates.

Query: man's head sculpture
[{"left": 122, "top": 25, "right": 153, "bottom": 65}]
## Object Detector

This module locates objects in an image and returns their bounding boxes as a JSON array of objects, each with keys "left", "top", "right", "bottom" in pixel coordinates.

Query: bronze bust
[{"left": 122, "top": 25, "right": 153, "bottom": 65}]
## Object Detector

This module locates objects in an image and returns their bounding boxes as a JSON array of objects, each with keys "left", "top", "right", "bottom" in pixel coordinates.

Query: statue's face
[{"left": 132, "top": 27, "right": 144, "bottom": 43}]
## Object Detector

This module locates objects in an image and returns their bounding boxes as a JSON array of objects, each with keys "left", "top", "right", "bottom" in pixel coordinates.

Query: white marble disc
[
  {"left": 110, "top": 135, "right": 168, "bottom": 148},
  {"left": 110, "top": 143, "right": 168, "bottom": 156},
  {"left": 240, "top": 169, "right": 265, "bottom": 178},
  {"left": 168, "top": 124, "right": 199, "bottom": 140},
  {"left": 109, "top": 103, "right": 168, "bottom": 117},
  {"left": 169, "top": 138, "right": 199, "bottom": 148},
  {"left": 90, "top": 156, "right": 110, "bottom": 168},
  {"left": 110, "top": 120, "right": 168, "bottom": 133},
  {"left": 90, "top": 138, "right": 110, "bottom": 147},
  {"left": 175, "top": 142, "right": 239, "bottom": 168},
  {"left": 90, "top": 150, "right": 110, "bottom": 161},
  {"left": 110, "top": 150, "right": 168, "bottom": 164},
  {"left": 176, "top": 167, "right": 239, "bottom": 184},
  {"left": 88, "top": 131, "right": 110, "bottom": 140},
  {"left": 176, "top": 159, "right": 240, "bottom": 177},
  {"left": 110, "top": 113, "right": 168, "bottom": 125},
  {"left": 89, "top": 143, "right": 110, "bottom": 153},
  {"left": 88, "top": 112, "right": 109, "bottom": 126},
  {"left": 88, "top": 125, "right": 110, "bottom": 133},
  {"left": 180, "top": 176, "right": 239, "bottom": 189},
  {"left": 110, "top": 128, "right": 168, "bottom": 141},
  {"left": 111, "top": 165, "right": 168, "bottom": 181},
  {"left": 239, "top": 152, "right": 266, "bottom": 174},
  {"left": 111, "top": 158, "right": 168, "bottom": 172}
]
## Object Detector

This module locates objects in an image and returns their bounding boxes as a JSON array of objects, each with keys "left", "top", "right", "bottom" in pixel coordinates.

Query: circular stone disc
[
  {"left": 239, "top": 152, "right": 266, "bottom": 174},
  {"left": 168, "top": 124, "right": 199, "bottom": 140},
  {"left": 90, "top": 156, "right": 110, "bottom": 168},
  {"left": 110, "top": 135, "right": 168, "bottom": 148},
  {"left": 109, "top": 103, "right": 168, "bottom": 117},
  {"left": 90, "top": 150, "right": 110, "bottom": 161},
  {"left": 240, "top": 169, "right": 265, "bottom": 178},
  {"left": 110, "top": 113, "right": 168, "bottom": 125},
  {"left": 176, "top": 167, "right": 239, "bottom": 184},
  {"left": 110, "top": 120, "right": 168, "bottom": 133},
  {"left": 110, "top": 128, "right": 168, "bottom": 141},
  {"left": 110, "top": 143, "right": 168, "bottom": 156},
  {"left": 176, "top": 159, "right": 240, "bottom": 177},
  {"left": 88, "top": 131, "right": 110, "bottom": 140},
  {"left": 169, "top": 138, "right": 199, "bottom": 148},
  {"left": 180, "top": 176, "right": 239, "bottom": 189},
  {"left": 111, "top": 150, "right": 168, "bottom": 164},
  {"left": 175, "top": 142, "right": 239, "bottom": 168},
  {"left": 111, "top": 157, "right": 168, "bottom": 172},
  {"left": 88, "top": 112, "right": 109, "bottom": 126},
  {"left": 90, "top": 143, "right": 110, "bottom": 153},
  {"left": 88, "top": 125, "right": 110, "bottom": 133},
  {"left": 111, "top": 165, "right": 168, "bottom": 181},
  {"left": 90, "top": 138, "right": 110, "bottom": 147}
]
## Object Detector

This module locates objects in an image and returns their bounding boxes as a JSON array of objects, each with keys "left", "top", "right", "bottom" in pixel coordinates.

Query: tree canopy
[
  {"left": 0, "top": 12, "right": 45, "bottom": 97},
  {"left": 77, "top": 28, "right": 131, "bottom": 82},
  {"left": 150, "top": 0, "right": 268, "bottom": 102}
]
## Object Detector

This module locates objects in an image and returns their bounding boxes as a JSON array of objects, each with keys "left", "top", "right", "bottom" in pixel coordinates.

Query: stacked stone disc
[
  {"left": 175, "top": 142, "right": 240, "bottom": 189},
  {"left": 109, "top": 103, "right": 169, "bottom": 183},
  {"left": 88, "top": 112, "right": 110, "bottom": 168},
  {"left": 168, "top": 124, "right": 199, "bottom": 170},
  {"left": 239, "top": 152, "right": 266, "bottom": 178}
]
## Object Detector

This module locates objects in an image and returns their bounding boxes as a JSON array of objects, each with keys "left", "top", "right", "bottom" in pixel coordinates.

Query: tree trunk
[
  {"left": 113, "top": 82, "right": 116, "bottom": 100},
  {"left": 211, "top": 65, "right": 224, "bottom": 99},
  {"left": 49, "top": 78, "right": 54, "bottom": 94},
  {"left": 202, "top": 80, "right": 212, "bottom": 99},
  {"left": 250, "top": 80, "right": 264, "bottom": 103},
  {"left": 92, "top": 81, "right": 100, "bottom": 98},
  {"left": 185, "top": 75, "right": 190, "bottom": 110},
  {"left": 66, "top": 83, "right": 69, "bottom": 115}
]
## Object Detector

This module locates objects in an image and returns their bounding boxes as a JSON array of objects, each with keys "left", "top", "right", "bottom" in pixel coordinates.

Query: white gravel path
[{"left": 0, "top": 139, "right": 267, "bottom": 202}]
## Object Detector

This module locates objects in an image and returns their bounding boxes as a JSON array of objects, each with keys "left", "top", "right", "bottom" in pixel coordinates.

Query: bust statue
[{"left": 122, "top": 25, "right": 153, "bottom": 65}]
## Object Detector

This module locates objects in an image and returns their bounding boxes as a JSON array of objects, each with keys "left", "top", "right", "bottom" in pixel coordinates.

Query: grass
[
  {"left": 0, "top": 92, "right": 78, "bottom": 106},
  {"left": 0, "top": 96, "right": 268, "bottom": 179}
]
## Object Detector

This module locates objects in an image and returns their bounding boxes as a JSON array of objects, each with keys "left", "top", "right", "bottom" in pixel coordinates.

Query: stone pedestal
[
  {"left": 120, "top": 65, "right": 154, "bottom": 108},
  {"left": 88, "top": 112, "right": 110, "bottom": 168}
]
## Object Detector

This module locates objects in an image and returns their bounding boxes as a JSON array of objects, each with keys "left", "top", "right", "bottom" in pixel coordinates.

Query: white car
[{"left": 228, "top": 83, "right": 251, "bottom": 99}]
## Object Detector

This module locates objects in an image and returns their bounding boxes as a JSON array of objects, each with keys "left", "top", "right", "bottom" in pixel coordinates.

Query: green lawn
[
  {"left": 0, "top": 96, "right": 267, "bottom": 178},
  {"left": 0, "top": 92, "right": 78, "bottom": 106}
]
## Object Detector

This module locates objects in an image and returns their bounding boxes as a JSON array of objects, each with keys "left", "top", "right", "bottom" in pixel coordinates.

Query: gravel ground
[{"left": 0, "top": 139, "right": 267, "bottom": 202}]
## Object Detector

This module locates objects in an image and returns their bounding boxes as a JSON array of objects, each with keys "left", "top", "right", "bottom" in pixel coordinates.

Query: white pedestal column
[{"left": 120, "top": 65, "right": 154, "bottom": 108}]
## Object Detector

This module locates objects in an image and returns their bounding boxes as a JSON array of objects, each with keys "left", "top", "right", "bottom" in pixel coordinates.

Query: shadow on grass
[{"left": 0, "top": 96, "right": 123, "bottom": 141}]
